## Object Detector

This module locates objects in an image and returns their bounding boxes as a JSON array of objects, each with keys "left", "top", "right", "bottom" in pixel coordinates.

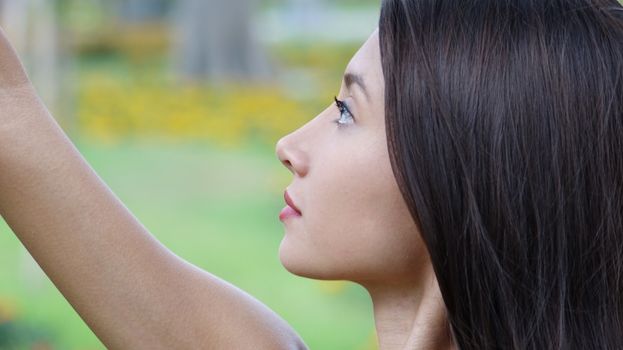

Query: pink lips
[{"left": 280, "top": 190, "right": 302, "bottom": 221}]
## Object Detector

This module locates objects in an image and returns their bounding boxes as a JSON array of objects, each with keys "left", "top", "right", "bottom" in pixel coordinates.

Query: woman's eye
[{"left": 333, "top": 97, "right": 355, "bottom": 127}]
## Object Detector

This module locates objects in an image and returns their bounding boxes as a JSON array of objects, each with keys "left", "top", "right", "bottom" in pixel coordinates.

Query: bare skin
[
  {"left": 0, "top": 24, "right": 454, "bottom": 350},
  {"left": 276, "top": 30, "right": 455, "bottom": 350},
  {"left": 0, "top": 27, "right": 307, "bottom": 350}
]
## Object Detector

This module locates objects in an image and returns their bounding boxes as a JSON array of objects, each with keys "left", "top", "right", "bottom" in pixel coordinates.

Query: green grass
[{"left": 0, "top": 138, "right": 377, "bottom": 349}]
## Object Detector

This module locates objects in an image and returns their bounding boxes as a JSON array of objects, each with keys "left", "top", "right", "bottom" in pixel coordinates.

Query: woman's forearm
[{"left": 0, "top": 39, "right": 306, "bottom": 350}]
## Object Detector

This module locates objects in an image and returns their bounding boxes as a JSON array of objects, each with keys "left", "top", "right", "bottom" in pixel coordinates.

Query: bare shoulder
[{"left": 181, "top": 268, "right": 310, "bottom": 350}]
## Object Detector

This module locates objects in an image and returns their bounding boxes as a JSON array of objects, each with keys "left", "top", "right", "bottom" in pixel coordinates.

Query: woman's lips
[
  {"left": 280, "top": 190, "right": 302, "bottom": 221},
  {"left": 284, "top": 190, "right": 302, "bottom": 214},
  {"left": 279, "top": 205, "right": 301, "bottom": 221}
]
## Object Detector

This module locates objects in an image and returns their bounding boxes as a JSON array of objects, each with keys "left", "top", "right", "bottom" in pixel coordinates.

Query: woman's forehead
[
  {"left": 347, "top": 29, "right": 380, "bottom": 72},
  {"left": 345, "top": 30, "right": 384, "bottom": 103}
]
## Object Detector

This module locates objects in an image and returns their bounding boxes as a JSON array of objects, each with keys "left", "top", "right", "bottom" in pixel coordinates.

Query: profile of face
[{"left": 275, "top": 29, "right": 429, "bottom": 286}]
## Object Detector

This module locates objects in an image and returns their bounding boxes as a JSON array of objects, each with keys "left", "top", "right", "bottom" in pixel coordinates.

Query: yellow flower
[{"left": 76, "top": 75, "right": 317, "bottom": 148}]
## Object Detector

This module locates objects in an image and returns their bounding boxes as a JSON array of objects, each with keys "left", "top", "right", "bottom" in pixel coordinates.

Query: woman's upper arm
[
  {"left": 0, "top": 28, "right": 308, "bottom": 349},
  {"left": 0, "top": 94, "right": 307, "bottom": 348}
]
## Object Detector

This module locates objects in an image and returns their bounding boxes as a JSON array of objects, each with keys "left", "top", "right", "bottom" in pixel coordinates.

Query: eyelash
[{"left": 333, "top": 96, "right": 355, "bottom": 127}]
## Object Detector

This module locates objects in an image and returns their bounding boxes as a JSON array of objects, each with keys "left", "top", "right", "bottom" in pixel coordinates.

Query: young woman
[{"left": 1, "top": 0, "right": 623, "bottom": 349}]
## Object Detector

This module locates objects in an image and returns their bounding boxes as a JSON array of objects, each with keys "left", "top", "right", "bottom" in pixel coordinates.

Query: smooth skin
[
  {"left": 277, "top": 30, "right": 454, "bottom": 350},
  {"left": 0, "top": 24, "right": 453, "bottom": 350}
]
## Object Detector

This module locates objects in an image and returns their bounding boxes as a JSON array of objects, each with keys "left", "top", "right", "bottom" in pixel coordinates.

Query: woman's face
[{"left": 275, "top": 30, "right": 427, "bottom": 285}]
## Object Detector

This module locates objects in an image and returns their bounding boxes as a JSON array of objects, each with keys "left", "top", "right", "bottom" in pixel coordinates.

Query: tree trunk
[{"left": 171, "top": 0, "right": 270, "bottom": 82}]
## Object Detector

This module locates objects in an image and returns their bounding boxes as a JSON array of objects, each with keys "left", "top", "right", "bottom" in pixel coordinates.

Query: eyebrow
[{"left": 344, "top": 72, "right": 369, "bottom": 100}]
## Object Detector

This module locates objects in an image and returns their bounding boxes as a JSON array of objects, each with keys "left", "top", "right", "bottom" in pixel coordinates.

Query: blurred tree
[
  {"left": 171, "top": 0, "right": 271, "bottom": 82},
  {"left": 118, "top": 0, "right": 171, "bottom": 21}
]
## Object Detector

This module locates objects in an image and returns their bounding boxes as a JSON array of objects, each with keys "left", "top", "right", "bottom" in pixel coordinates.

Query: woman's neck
[{"left": 362, "top": 265, "right": 455, "bottom": 350}]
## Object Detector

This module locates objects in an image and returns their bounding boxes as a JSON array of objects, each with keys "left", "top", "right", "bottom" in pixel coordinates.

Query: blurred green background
[{"left": 0, "top": 0, "right": 381, "bottom": 349}]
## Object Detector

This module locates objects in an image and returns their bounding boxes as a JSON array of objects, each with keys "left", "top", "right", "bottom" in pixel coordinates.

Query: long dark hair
[{"left": 379, "top": 0, "right": 623, "bottom": 348}]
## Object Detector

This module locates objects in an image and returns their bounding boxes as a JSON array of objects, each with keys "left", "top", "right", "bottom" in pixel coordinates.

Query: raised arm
[{"left": 0, "top": 28, "right": 307, "bottom": 350}]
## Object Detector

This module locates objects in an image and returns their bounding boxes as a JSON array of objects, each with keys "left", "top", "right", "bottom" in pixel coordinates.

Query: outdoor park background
[{"left": 0, "top": 0, "right": 382, "bottom": 349}]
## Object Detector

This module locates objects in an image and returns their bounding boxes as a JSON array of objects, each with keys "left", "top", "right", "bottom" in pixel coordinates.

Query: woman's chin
[{"left": 278, "top": 239, "right": 337, "bottom": 280}]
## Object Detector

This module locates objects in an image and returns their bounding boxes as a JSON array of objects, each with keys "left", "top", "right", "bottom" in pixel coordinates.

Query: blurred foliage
[
  {"left": 0, "top": 323, "right": 54, "bottom": 350},
  {"left": 53, "top": 1, "right": 365, "bottom": 149},
  {"left": 73, "top": 37, "right": 361, "bottom": 148},
  {"left": 1, "top": 1, "right": 379, "bottom": 349},
  {"left": 0, "top": 298, "right": 54, "bottom": 350},
  {"left": 260, "top": 0, "right": 380, "bottom": 8},
  {"left": 76, "top": 74, "right": 315, "bottom": 149},
  {"left": 272, "top": 41, "right": 360, "bottom": 71},
  {"left": 68, "top": 21, "right": 170, "bottom": 60}
]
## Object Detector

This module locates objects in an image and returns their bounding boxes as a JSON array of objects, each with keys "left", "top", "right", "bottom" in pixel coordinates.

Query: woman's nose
[{"left": 275, "top": 135, "right": 308, "bottom": 177}]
